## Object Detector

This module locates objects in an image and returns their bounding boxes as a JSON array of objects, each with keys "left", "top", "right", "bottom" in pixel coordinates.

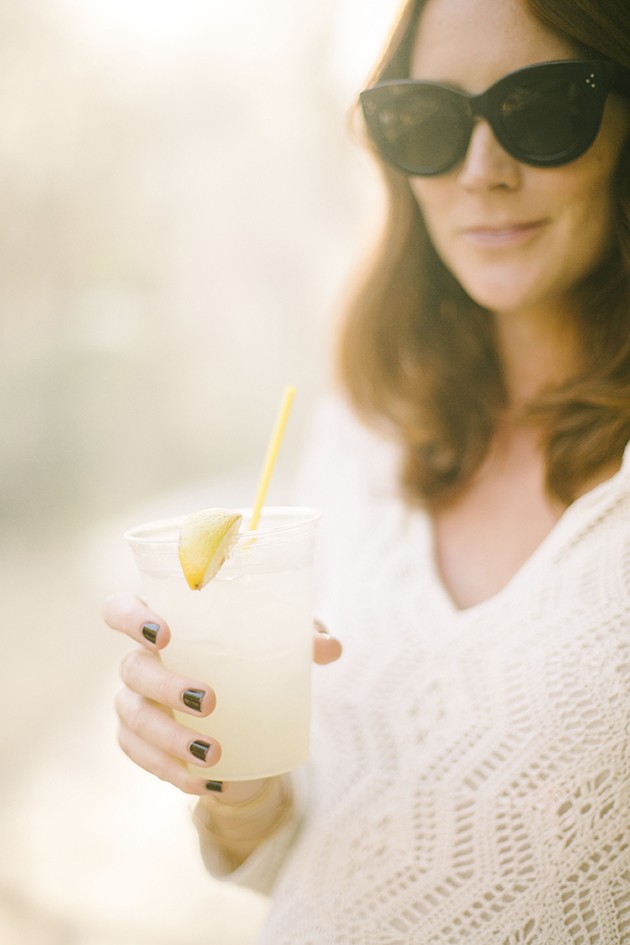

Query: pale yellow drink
[{"left": 125, "top": 507, "right": 318, "bottom": 780}]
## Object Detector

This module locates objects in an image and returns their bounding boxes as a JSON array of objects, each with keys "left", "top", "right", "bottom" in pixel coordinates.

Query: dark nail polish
[
  {"left": 142, "top": 622, "right": 160, "bottom": 644},
  {"left": 182, "top": 689, "right": 206, "bottom": 712},
  {"left": 206, "top": 780, "right": 223, "bottom": 793},
  {"left": 189, "top": 740, "right": 211, "bottom": 762}
]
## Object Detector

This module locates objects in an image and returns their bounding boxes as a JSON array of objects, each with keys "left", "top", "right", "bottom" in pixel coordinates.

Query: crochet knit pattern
[{"left": 228, "top": 398, "right": 630, "bottom": 944}]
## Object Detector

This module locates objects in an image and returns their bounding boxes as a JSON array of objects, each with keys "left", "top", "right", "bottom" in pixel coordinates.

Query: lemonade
[{"left": 125, "top": 507, "right": 319, "bottom": 780}]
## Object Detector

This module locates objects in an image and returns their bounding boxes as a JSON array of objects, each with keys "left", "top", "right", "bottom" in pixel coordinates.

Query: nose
[{"left": 456, "top": 119, "right": 521, "bottom": 190}]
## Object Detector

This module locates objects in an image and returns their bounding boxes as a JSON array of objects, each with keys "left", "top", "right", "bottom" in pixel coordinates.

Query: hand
[
  {"left": 103, "top": 591, "right": 220, "bottom": 795},
  {"left": 103, "top": 592, "right": 342, "bottom": 797}
]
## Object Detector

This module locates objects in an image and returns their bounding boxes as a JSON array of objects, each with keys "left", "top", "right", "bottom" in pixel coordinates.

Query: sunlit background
[{"left": 0, "top": 0, "right": 400, "bottom": 942}]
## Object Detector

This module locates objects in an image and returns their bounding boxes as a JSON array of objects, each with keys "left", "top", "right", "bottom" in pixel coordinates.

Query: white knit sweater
[{"left": 214, "top": 397, "right": 630, "bottom": 945}]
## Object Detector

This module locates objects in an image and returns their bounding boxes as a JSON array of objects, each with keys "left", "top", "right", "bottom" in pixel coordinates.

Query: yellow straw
[{"left": 249, "top": 385, "right": 296, "bottom": 530}]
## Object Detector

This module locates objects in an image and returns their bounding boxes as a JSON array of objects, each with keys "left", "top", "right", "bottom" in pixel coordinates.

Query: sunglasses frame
[{"left": 360, "top": 59, "right": 630, "bottom": 176}]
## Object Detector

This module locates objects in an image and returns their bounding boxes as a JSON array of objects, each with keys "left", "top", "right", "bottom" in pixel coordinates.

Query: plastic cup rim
[{"left": 124, "top": 505, "right": 320, "bottom": 551}]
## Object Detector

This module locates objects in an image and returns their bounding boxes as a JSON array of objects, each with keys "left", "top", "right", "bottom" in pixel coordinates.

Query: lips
[{"left": 461, "top": 220, "right": 548, "bottom": 246}]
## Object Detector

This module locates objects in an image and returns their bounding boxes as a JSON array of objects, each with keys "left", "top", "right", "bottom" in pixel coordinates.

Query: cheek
[
  {"left": 409, "top": 179, "right": 445, "bottom": 218},
  {"left": 545, "top": 164, "right": 618, "bottom": 264},
  {"left": 409, "top": 180, "right": 455, "bottom": 256}
]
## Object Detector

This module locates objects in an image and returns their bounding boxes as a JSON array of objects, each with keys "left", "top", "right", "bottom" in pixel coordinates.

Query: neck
[{"left": 493, "top": 305, "right": 582, "bottom": 410}]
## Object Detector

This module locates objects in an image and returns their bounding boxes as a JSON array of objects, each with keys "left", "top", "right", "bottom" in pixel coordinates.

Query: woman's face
[{"left": 408, "top": 0, "right": 630, "bottom": 322}]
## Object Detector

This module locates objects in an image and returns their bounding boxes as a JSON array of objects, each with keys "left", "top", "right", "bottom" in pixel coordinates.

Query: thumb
[{"left": 313, "top": 620, "right": 342, "bottom": 665}]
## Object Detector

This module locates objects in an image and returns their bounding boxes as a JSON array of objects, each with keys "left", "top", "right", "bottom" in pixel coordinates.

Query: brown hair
[{"left": 336, "top": 0, "right": 630, "bottom": 508}]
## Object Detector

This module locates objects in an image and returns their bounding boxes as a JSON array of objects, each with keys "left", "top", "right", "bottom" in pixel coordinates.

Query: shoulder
[
  {"left": 295, "top": 392, "right": 403, "bottom": 506},
  {"left": 555, "top": 441, "right": 630, "bottom": 605}
]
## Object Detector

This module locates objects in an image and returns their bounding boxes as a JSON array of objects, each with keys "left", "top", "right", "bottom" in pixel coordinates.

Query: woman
[{"left": 104, "top": 0, "right": 630, "bottom": 940}]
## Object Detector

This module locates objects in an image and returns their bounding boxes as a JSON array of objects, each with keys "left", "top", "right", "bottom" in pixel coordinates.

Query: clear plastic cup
[{"left": 125, "top": 507, "right": 319, "bottom": 780}]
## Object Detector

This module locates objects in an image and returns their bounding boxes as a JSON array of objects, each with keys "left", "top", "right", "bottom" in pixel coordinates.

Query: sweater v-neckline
[{"left": 417, "top": 440, "right": 630, "bottom": 621}]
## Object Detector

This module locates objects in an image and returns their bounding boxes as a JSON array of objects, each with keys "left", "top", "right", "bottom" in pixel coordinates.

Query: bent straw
[{"left": 249, "top": 385, "right": 296, "bottom": 530}]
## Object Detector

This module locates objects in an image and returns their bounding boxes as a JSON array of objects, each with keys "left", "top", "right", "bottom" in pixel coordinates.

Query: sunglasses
[{"left": 360, "top": 59, "right": 630, "bottom": 176}]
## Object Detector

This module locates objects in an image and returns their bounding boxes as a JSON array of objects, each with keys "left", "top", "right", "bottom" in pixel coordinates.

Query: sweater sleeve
[{"left": 195, "top": 765, "right": 310, "bottom": 896}]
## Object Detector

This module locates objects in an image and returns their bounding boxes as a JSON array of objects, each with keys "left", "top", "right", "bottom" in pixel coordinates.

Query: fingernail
[
  {"left": 142, "top": 622, "right": 160, "bottom": 644},
  {"left": 206, "top": 780, "right": 223, "bottom": 793},
  {"left": 189, "top": 740, "right": 211, "bottom": 762},
  {"left": 182, "top": 689, "right": 206, "bottom": 712}
]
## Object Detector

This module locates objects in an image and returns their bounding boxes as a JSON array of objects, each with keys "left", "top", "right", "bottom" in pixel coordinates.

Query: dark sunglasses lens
[
  {"left": 497, "top": 65, "right": 605, "bottom": 165},
  {"left": 362, "top": 63, "right": 610, "bottom": 174},
  {"left": 362, "top": 84, "right": 470, "bottom": 175}
]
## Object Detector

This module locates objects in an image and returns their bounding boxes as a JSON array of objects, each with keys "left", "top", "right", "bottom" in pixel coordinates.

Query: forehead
[{"left": 410, "top": 0, "right": 581, "bottom": 89}]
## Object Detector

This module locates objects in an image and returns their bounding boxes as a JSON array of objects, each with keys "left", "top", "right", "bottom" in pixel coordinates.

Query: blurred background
[{"left": 0, "top": 0, "right": 398, "bottom": 941}]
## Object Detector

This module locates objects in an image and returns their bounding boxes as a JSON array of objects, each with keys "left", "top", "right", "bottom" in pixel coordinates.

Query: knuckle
[
  {"left": 119, "top": 649, "right": 139, "bottom": 684},
  {"left": 164, "top": 725, "right": 186, "bottom": 758},
  {"left": 128, "top": 701, "right": 150, "bottom": 736},
  {"left": 119, "top": 647, "right": 153, "bottom": 686},
  {"left": 114, "top": 688, "right": 128, "bottom": 720},
  {"left": 103, "top": 591, "right": 140, "bottom": 629},
  {"left": 117, "top": 724, "right": 134, "bottom": 760},
  {"left": 117, "top": 690, "right": 149, "bottom": 734},
  {"left": 154, "top": 672, "right": 176, "bottom": 707},
  {"left": 102, "top": 592, "right": 125, "bottom": 627},
  {"left": 152, "top": 754, "right": 174, "bottom": 785}
]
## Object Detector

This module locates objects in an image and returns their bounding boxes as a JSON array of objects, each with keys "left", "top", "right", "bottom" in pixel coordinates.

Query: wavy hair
[{"left": 336, "top": 0, "right": 630, "bottom": 508}]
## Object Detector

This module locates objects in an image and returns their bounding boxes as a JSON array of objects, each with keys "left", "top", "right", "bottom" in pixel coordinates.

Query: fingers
[
  {"left": 116, "top": 688, "right": 222, "bottom": 795},
  {"left": 104, "top": 593, "right": 343, "bottom": 669},
  {"left": 313, "top": 620, "right": 342, "bottom": 665},
  {"left": 103, "top": 591, "right": 171, "bottom": 650},
  {"left": 120, "top": 647, "right": 216, "bottom": 716},
  {"left": 108, "top": 595, "right": 221, "bottom": 795},
  {"left": 118, "top": 722, "right": 219, "bottom": 796}
]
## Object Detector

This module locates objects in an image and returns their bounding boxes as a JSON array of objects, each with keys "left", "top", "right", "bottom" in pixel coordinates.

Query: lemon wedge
[{"left": 178, "top": 508, "right": 243, "bottom": 590}]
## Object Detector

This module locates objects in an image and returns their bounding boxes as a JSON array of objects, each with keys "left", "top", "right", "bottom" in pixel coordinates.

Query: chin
[
  {"left": 455, "top": 269, "right": 544, "bottom": 315},
  {"left": 457, "top": 284, "right": 520, "bottom": 312},
  {"left": 466, "top": 288, "right": 530, "bottom": 312}
]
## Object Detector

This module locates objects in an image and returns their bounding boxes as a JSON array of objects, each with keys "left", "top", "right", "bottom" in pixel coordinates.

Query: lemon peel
[{"left": 178, "top": 508, "right": 243, "bottom": 590}]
